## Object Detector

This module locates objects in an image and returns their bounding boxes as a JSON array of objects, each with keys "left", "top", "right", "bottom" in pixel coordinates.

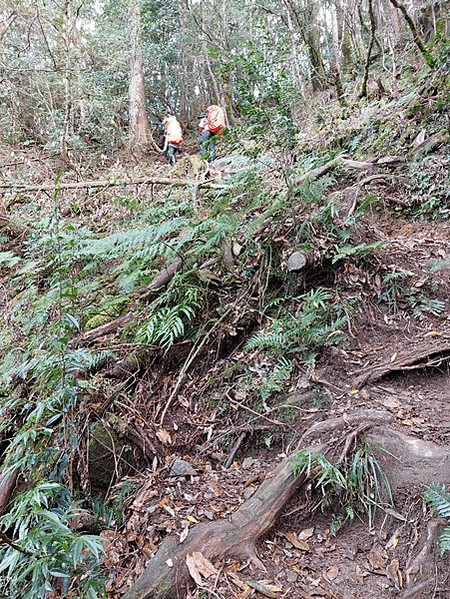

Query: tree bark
[
  {"left": 128, "top": 0, "right": 149, "bottom": 152},
  {"left": 0, "top": 467, "right": 18, "bottom": 515}
]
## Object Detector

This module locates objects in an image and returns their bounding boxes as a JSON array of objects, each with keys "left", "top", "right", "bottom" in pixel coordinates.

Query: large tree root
[
  {"left": 120, "top": 411, "right": 450, "bottom": 598},
  {"left": 122, "top": 444, "right": 327, "bottom": 599},
  {"left": 352, "top": 330, "right": 450, "bottom": 388}
]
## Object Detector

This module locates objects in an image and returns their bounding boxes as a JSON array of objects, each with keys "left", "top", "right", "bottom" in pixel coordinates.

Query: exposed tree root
[
  {"left": 121, "top": 444, "right": 327, "bottom": 599},
  {"left": 404, "top": 519, "right": 440, "bottom": 590},
  {"left": 120, "top": 409, "right": 450, "bottom": 598},
  {"left": 352, "top": 330, "right": 450, "bottom": 388},
  {"left": 299, "top": 409, "right": 392, "bottom": 445}
]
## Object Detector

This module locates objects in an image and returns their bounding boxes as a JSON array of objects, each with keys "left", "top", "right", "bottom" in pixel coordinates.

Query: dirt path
[{"left": 100, "top": 217, "right": 450, "bottom": 598}]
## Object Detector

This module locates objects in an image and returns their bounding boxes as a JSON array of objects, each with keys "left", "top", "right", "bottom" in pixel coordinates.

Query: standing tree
[{"left": 128, "top": 0, "right": 149, "bottom": 152}]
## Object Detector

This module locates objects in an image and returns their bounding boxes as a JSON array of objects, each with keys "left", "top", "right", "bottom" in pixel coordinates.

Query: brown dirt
[
  {"left": 100, "top": 215, "right": 450, "bottom": 598},
  {"left": 3, "top": 146, "right": 450, "bottom": 598}
]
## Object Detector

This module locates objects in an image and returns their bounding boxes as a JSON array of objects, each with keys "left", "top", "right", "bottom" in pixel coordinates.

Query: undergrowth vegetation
[
  {"left": 0, "top": 38, "right": 449, "bottom": 599},
  {"left": 293, "top": 444, "right": 394, "bottom": 534}
]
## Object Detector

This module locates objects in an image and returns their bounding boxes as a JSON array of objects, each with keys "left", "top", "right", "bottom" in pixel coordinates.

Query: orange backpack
[
  {"left": 206, "top": 105, "right": 226, "bottom": 136},
  {"left": 163, "top": 116, "right": 183, "bottom": 144}
]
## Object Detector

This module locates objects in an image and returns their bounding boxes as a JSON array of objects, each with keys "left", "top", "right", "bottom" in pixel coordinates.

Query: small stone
[
  {"left": 285, "top": 570, "right": 298, "bottom": 583},
  {"left": 170, "top": 459, "right": 197, "bottom": 477}
]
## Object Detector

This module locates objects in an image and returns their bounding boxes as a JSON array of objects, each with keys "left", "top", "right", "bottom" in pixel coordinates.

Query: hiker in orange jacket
[
  {"left": 198, "top": 111, "right": 216, "bottom": 162},
  {"left": 152, "top": 115, "right": 183, "bottom": 165},
  {"left": 198, "top": 106, "right": 225, "bottom": 162}
]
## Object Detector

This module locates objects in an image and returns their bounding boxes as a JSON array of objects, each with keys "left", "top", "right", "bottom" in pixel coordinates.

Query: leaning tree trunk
[
  {"left": 122, "top": 444, "right": 326, "bottom": 599},
  {"left": 387, "top": 0, "right": 434, "bottom": 66}
]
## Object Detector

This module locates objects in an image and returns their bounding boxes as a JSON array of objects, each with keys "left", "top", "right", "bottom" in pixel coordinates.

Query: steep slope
[{"left": 0, "top": 61, "right": 449, "bottom": 599}]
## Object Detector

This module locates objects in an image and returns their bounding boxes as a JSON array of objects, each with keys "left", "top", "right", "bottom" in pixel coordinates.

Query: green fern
[
  {"left": 0, "top": 251, "right": 22, "bottom": 268},
  {"left": 245, "top": 287, "right": 347, "bottom": 361},
  {"left": 331, "top": 241, "right": 386, "bottom": 264},
  {"left": 425, "top": 257, "right": 450, "bottom": 274},
  {"left": 245, "top": 330, "right": 288, "bottom": 351},
  {"left": 136, "top": 305, "right": 195, "bottom": 350},
  {"left": 136, "top": 289, "right": 199, "bottom": 351},
  {"left": 424, "top": 483, "right": 450, "bottom": 555}
]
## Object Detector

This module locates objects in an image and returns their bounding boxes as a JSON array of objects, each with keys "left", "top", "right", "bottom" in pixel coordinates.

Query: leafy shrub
[{"left": 0, "top": 483, "right": 105, "bottom": 599}]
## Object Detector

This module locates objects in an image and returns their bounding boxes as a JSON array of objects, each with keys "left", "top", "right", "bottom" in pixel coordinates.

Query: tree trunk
[
  {"left": 386, "top": 0, "right": 433, "bottom": 66},
  {"left": 128, "top": 0, "right": 149, "bottom": 153},
  {"left": 282, "top": 0, "right": 327, "bottom": 92},
  {"left": 360, "top": 0, "right": 377, "bottom": 98},
  {"left": 59, "top": 0, "right": 72, "bottom": 163}
]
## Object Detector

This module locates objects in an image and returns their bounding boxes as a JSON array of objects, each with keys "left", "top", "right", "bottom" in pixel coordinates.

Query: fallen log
[
  {"left": 352, "top": 330, "right": 450, "bottom": 388},
  {"left": 296, "top": 155, "right": 345, "bottom": 186},
  {"left": 121, "top": 444, "right": 327, "bottom": 599},
  {"left": 74, "top": 259, "right": 183, "bottom": 345},
  {"left": 296, "top": 154, "right": 405, "bottom": 188},
  {"left": 75, "top": 255, "right": 221, "bottom": 347},
  {"left": 0, "top": 176, "right": 225, "bottom": 193},
  {"left": 286, "top": 249, "right": 313, "bottom": 272}
]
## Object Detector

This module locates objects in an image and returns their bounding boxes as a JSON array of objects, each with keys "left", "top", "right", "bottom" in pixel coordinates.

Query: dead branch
[
  {"left": 295, "top": 154, "right": 404, "bottom": 188},
  {"left": 0, "top": 176, "right": 225, "bottom": 194},
  {"left": 346, "top": 173, "right": 409, "bottom": 217}
]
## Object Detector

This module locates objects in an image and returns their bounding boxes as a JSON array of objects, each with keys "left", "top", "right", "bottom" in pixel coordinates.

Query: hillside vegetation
[{"left": 1, "top": 42, "right": 450, "bottom": 599}]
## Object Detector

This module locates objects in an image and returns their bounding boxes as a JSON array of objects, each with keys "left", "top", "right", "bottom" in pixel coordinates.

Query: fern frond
[
  {"left": 245, "top": 331, "right": 288, "bottom": 351},
  {"left": 0, "top": 251, "right": 21, "bottom": 268},
  {"left": 426, "top": 257, "right": 450, "bottom": 274},
  {"left": 136, "top": 301, "right": 197, "bottom": 351},
  {"left": 424, "top": 483, "right": 450, "bottom": 518},
  {"left": 438, "top": 527, "right": 450, "bottom": 556},
  {"left": 331, "top": 241, "right": 386, "bottom": 264}
]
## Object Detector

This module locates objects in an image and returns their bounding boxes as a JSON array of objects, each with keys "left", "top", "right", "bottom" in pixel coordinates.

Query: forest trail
[
  {"left": 96, "top": 213, "right": 450, "bottom": 599},
  {"left": 1, "top": 1, "right": 450, "bottom": 597},
  {"left": 1, "top": 109, "right": 450, "bottom": 599}
]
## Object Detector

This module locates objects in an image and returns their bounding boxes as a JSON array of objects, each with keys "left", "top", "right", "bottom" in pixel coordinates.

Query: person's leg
[
  {"left": 208, "top": 136, "right": 216, "bottom": 161},
  {"left": 167, "top": 144, "right": 175, "bottom": 165},
  {"left": 201, "top": 130, "right": 212, "bottom": 158}
]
